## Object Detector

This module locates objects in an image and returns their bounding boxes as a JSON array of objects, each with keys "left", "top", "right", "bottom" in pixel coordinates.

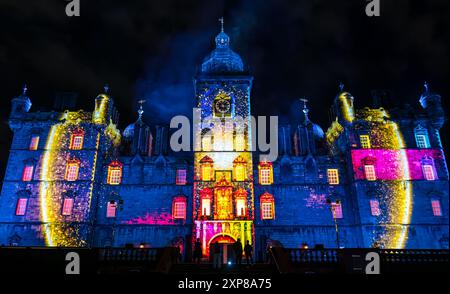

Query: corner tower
[{"left": 193, "top": 18, "right": 254, "bottom": 257}]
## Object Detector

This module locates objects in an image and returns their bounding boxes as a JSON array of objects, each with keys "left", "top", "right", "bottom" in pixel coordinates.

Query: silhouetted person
[
  {"left": 194, "top": 238, "right": 202, "bottom": 264},
  {"left": 234, "top": 238, "right": 243, "bottom": 266},
  {"left": 212, "top": 241, "right": 221, "bottom": 269},
  {"left": 244, "top": 240, "right": 253, "bottom": 265}
]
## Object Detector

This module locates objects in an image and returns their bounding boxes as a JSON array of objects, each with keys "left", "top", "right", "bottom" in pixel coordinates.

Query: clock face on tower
[{"left": 213, "top": 92, "right": 232, "bottom": 117}]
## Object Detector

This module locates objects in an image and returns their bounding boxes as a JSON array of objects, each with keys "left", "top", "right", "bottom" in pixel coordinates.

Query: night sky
[{"left": 0, "top": 0, "right": 448, "bottom": 178}]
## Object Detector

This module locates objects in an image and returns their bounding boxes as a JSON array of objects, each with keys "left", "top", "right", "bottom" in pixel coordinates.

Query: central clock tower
[{"left": 192, "top": 19, "right": 254, "bottom": 258}]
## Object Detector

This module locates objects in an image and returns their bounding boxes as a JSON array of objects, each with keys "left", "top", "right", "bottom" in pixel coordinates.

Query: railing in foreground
[{"left": 269, "top": 247, "right": 449, "bottom": 273}]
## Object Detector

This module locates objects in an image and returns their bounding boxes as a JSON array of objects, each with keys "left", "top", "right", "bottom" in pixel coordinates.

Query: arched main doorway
[{"left": 208, "top": 234, "right": 236, "bottom": 264}]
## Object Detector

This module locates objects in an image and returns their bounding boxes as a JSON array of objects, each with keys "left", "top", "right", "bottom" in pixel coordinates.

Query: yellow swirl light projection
[{"left": 39, "top": 111, "right": 101, "bottom": 246}]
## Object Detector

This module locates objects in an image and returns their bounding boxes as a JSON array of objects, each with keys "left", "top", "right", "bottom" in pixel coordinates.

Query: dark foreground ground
[{"left": 0, "top": 247, "right": 448, "bottom": 275}]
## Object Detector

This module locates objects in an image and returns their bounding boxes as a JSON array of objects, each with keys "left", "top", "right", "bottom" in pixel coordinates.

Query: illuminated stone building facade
[{"left": 0, "top": 26, "right": 448, "bottom": 259}]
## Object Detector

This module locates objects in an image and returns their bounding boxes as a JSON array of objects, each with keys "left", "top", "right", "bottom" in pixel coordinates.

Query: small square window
[
  {"left": 364, "top": 165, "right": 376, "bottom": 181},
  {"left": 360, "top": 135, "right": 371, "bottom": 149},
  {"left": 331, "top": 202, "right": 343, "bottom": 219},
  {"left": 70, "top": 130, "right": 84, "bottom": 150},
  {"left": 415, "top": 134, "right": 429, "bottom": 149},
  {"left": 260, "top": 168, "right": 272, "bottom": 185},
  {"left": 16, "top": 198, "right": 28, "bottom": 216},
  {"left": 65, "top": 162, "right": 80, "bottom": 181},
  {"left": 62, "top": 198, "right": 74, "bottom": 216},
  {"left": 22, "top": 165, "right": 34, "bottom": 182},
  {"left": 29, "top": 136, "right": 39, "bottom": 150},
  {"left": 422, "top": 165, "right": 435, "bottom": 181},
  {"left": 431, "top": 200, "right": 442, "bottom": 216},
  {"left": 261, "top": 203, "right": 274, "bottom": 219},
  {"left": 370, "top": 199, "right": 380, "bottom": 216},
  {"left": 173, "top": 201, "right": 186, "bottom": 219},
  {"left": 201, "top": 198, "right": 211, "bottom": 216},
  {"left": 235, "top": 164, "right": 246, "bottom": 181},
  {"left": 327, "top": 169, "right": 339, "bottom": 185},
  {"left": 236, "top": 199, "right": 246, "bottom": 216},
  {"left": 106, "top": 201, "right": 117, "bottom": 218},
  {"left": 176, "top": 169, "right": 187, "bottom": 185}
]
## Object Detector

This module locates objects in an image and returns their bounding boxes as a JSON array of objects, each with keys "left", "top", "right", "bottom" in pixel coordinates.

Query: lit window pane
[
  {"left": 415, "top": 134, "right": 429, "bottom": 148},
  {"left": 235, "top": 165, "right": 246, "bottom": 181},
  {"left": 261, "top": 203, "right": 273, "bottom": 219},
  {"left": 108, "top": 166, "right": 122, "bottom": 185},
  {"left": 370, "top": 199, "right": 380, "bottom": 216},
  {"left": 176, "top": 169, "right": 187, "bottom": 185},
  {"left": 62, "top": 198, "right": 74, "bottom": 216},
  {"left": 431, "top": 200, "right": 442, "bottom": 216},
  {"left": 16, "top": 198, "right": 28, "bottom": 216},
  {"left": 423, "top": 165, "right": 435, "bottom": 181},
  {"left": 364, "top": 165, "right": 376, "bottom": 181},
  {"left": 236, "top": 199, "right": 246, "bottom": 216},
  {"left": 173, "top": 201, "right": 186, "bottom": 219},
  {"left": 202, "top": 165, "right": 211, "bottom": 181},
  {"left": 106, "top": 201, "right": 117, "bottom": 218},
  {"left": 360, "top": 135, "right": 371, "bottom": 149},
  {"left": 259, "top": 167, "right": 273, "bottom": 185},
  {"left": 65, "top": 162, "right": 79, "bottom": 181},
  {"left": 29, "top": 136, "right": 39, "bottom": 150},
  {"left": 327, "top": 169, "right": 339, "bottom": 185},
  {"left": 331, "top": 202, "right": 343, "bottom": 219},
  {"left": 22, "top": 165, "right": 34, "bottom": 182},
  {"left": 201, "top": 198, "right": 211, "bottom": 216}
]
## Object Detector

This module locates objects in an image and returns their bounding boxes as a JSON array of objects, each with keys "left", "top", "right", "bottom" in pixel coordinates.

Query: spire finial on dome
[
  {"left": 219, "top": 17, "right": 224, "bottom": 32},
  {"left": 22, "top": 84, "right": 28, "bottom": 95},
  {"left": 424, "top": 81, "right": 429, "bottom": 92},
  {"left": 137, "top": 99, "right": 146, "bottom": 120},
  {"left": 300, "top": 97, "right": 309, "bottom": 122},
  {"left": 104, "top": 84, "right": 110, "bottom": 94},
  {"left": 339, "top": 82, "right": 344, "bottom": 92}
]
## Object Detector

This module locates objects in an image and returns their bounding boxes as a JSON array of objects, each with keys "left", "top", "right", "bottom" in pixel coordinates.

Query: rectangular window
[
  {"left": 70, "top": 134, "right": 84, "bottom": 150},
  {"left": 22, "top": 165, "right": 34, "bottom": 182},
  {"left": 29, "top": 136, "right": 39, "bottom": 150},
  {"left": 65, "top": 163, "right": 80, "bottom": 181},
  {"left": 201, "top": 165, "right": 212, "bottom": 181},
  {"left": 108, "top": 168, "right": 122, "bottom": 185},
  {"left": 16, "top": 198, "right": 28, "bottom": 216},
  {"left": 423, "top": 164, "right": 435, "bottom": 181},
  {"left": 415, "top": 134, "right": 429, "bottom": 148},
  {"left": 236, "top": 199, "right": 246, "bottom": 216},
  {"left": 431, "top": 200, "right": 442, "bottom": 216},
  {"left": 260, "top": 168, "right": 273, "bottom": 185},
  {"left": 235, "top": 165, "right": 246, "bottom": 181},
  {"left": 62, "top": 198, "right": 74, "bottom": 216},
  {"left": 261, "top": 203, "right": 274, "bottom": 219},
  {"left": 370, "top": 199, "right": 380, "bottom": 216},
  {"left": 331, "top": 202, "right": 343, "bottom": 219},
  {"left": 176, "top": 169, "right": 187, "bottom": 185},
  {"left": 327, "top": 169, "right": 339, "bottom": 185},
  {"left": 364, "top": 165, "right": 376, "bottom": 181},
  {"left": 106, "top": 201, "right": 117, "bottom": 218},
  {"left": 173, "top": 202, "right": 186, "bottom": 219},
  {"left": 201, "top": 198, "right": 211, "bottom": 216},
  {"left": 360, "top": 135, "right": 371, "bottom": 149}
]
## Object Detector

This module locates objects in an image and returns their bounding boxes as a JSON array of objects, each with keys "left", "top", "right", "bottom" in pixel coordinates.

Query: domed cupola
[
  {"left": 122, "top": 100, "right": 153, "bottom": 156},
  {"left": 201, "top": 17, "right": 244, "bottom": 74},
  {"left": 419, "top": 81, "right": 444, "bottom": 128},
  {"left": 293, "top": 99, "right": 325, "bottom": 156},
  {"left": 10, "top": 84, "right": 32, "bottom": 118}
]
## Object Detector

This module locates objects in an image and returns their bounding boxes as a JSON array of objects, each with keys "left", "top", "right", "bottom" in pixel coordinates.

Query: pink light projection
[
  {"left": 122, "top": 212, "right": 177, "bottom": 225},
  {"left": 305, "top": 193, "right": 327, "bottom": 209},
  {"left": 351, "top": 149, "right": 445, "bottom": 180}
]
